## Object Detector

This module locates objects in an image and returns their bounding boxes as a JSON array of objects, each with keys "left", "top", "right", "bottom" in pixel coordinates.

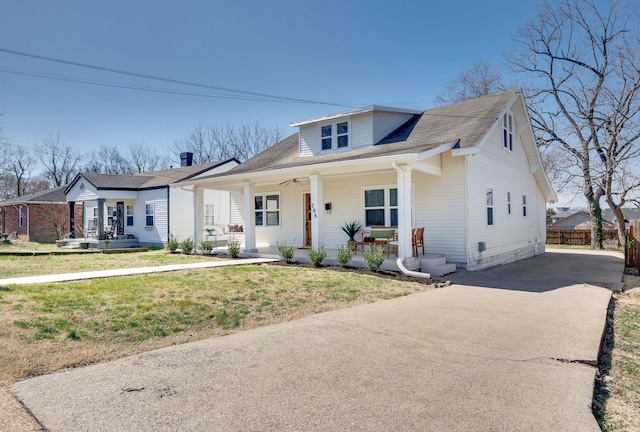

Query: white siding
[
  {"left": 299, "top": 126, "right": 314, "bottom": 156},
  {"left": 169, "top": 187, "right": 234, "bottom": 242},
  {"left": 136, "top": 189, "right": 168, "bottom": 246},
  {"left": 372, "top": 112, "right": 415, "bottom": 144},
  {"left": 230, "top": 191, "right": 244, "bottom": 225},
  {"left": 349, "top": 114, "right": 373, "bottom": 149},
  {"left": 413, "top": 154, "right": 468, "bottom": 265},
  {"left": 465, "top": 116, "right": 545, "bottom": 268}
]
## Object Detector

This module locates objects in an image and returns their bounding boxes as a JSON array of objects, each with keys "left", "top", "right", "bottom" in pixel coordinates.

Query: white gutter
[{"left": 396, "top": 258, "right": 431, "bottom": 280}]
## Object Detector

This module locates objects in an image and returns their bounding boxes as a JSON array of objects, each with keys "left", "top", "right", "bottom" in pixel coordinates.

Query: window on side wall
[
  {"left": 502, "top": 113, "right": 513, "bottom": 152},
  {"left": 145, "top": 203, "right": 154, "bottom": 227},
  {"left": 126, "top": 205, "right": 134, "bottom": 226},
  {"left": 487, "top": 188, "right": 494, "bottom": 226},
  {"left": 255, "top": 194, "right": 280, "bottom": 227},
  {"left": 204, "top": 204, "right": 215, "bottom": 226},
  {"left": 522, "top": 195, "right": 527, "bottom": 217},
  {"left": 364, "top": 187, "right": 398, "bottom": 227},
  {"left": 18, "top": 207, "right": 23, "bottom": 227},
  {"left": 507, "top": 191, "right": 512, "bottom": 215}
]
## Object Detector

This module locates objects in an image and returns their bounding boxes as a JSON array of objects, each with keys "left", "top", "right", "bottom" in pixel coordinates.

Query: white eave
[{"left": 290, "top": 105, "right": 423, "bottom": 127}]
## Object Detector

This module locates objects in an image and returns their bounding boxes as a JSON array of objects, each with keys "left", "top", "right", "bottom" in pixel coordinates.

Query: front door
[
  {"left": 116, "top": 202, "right": 125, "bottom": 236},
  {"left": 304, "top": 193, "right": 312, "bottom": 246}
]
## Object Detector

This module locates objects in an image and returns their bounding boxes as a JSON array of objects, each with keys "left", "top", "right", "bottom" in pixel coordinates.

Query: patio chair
[{"left": 413, "top": 227, "right": 425, "bottom": 257}]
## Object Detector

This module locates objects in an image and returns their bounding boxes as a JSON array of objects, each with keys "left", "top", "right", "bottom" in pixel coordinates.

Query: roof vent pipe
[{"left": 180, "top": 152, "right": 193, "bottom": 167}]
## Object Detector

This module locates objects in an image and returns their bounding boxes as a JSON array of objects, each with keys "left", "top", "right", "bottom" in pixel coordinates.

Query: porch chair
[{"left": 412, "top": 227, "right": 425, "bottom": 257}]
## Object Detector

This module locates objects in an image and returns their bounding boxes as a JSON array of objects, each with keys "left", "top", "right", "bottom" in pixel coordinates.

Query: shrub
[
  {"left": 363, "top": 246, "right": 385, "bottom": 271},
  {"left": 199, "top": 239, "right": 214, "bottom": 255},
  {"left": 277, "top": 241, "right": 297, "bottom": 263},
  {"left": 180, "top": 237, "right": 194, "bottom": 255},
  {"left": 167, "top": 234, "right": 179, "bottom": 253},
  {"left": 307, "top": 246, "right": 327, "bottom": 267},
  {"left": 335, "top": 245, "right": 353, "bottom": 267},
  {"left": 227, "top": 237, "right": 241, "bottom": 258}
]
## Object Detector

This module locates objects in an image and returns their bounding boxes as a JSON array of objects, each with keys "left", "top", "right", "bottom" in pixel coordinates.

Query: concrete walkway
[
  {"left": 0, "top": 258, "right": 279, "bottom": 286},
  {"left": 12, "top": 249, "right": 622, "bottom": 431}
]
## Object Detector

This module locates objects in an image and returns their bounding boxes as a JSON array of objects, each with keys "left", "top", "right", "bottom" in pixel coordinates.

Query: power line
[{"left": 0, "top": 47, "right": 356, "bottom": 108}]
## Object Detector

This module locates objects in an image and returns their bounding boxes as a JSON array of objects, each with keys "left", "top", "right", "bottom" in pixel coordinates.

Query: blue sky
[{"left": 0, "top": 0, "right": 543, "bottom": 162}]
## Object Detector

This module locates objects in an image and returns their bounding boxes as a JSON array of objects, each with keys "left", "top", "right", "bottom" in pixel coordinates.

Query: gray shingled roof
[
  {"left": 213, "top": 89, "right": 520, "bottom": 178},
  {"left": 0, "top": 185, "right": 67, "bottom": 206},
  {"left": 66, "top": 160, "right": 235, "bottom": 192}
]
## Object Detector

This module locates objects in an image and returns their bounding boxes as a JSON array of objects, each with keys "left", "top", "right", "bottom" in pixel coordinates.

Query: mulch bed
[{"left": 266, "top": 261, "right": 450, "bottom": 287}]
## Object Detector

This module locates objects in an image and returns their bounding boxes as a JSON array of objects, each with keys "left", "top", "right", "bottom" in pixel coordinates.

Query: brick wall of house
[{"left": 0, "top": 203, "right": 83, "bottom": 242}]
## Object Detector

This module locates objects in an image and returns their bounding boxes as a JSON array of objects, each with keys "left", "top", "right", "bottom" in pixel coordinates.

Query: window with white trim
[
  {"left": 364, "top": 187, "right": 398, "bottom": 226},
  {"left": 487, "top": 188, "right": 494, "bottom": 226},
  {"left": 320, "top": 121, "right": 349, "bottom": 150},
  {"left": 204, "top": 204, "right": 215, "bottom": 226},
  {"left": 18, "top": 206, "right": 24, "bottom": 227},
  {"left": 502, "top": 113, "right": 513, "bottom": 151},
  {"left": 522, "top": 195, "right": 527, "bottom": 217},
  {"left": 145, "top": 203, "right": 155, "bottom": 226},
  {"left": 126, "top": 205, "right": 134, "bottom": 226},
  {"left": 507, "top": 191, "right": 512, "bottom": 215},
  {"left": 255, "top": 194, "right": 280, "bottom": 226}
]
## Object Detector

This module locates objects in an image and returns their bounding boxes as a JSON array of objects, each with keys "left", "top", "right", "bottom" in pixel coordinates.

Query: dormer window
[{"left": 321, "top": 121, "right": 349, "bottom": 150}]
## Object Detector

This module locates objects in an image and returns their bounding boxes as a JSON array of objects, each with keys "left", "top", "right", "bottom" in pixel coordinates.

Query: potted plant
[
  {"left": 340, "top": 220, "right": 362, "bottom": 251},
  {"left": 205, "top": 227, "right": 216, "bottom": 236}
]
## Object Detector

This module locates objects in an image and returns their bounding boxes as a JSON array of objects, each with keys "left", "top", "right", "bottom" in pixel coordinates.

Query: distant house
[
  {"left": 64, "top": 154, "right": 238, "bottom": 248},
  {"left": 604, "top": 208, "right": 640, "bottom": 229},
  {"left": 176, "top": 89, "right": 556, "bottom": 272},
  {"left": 0, "top": 186, "right": 82, "bottom": 242},
  {"left": 551, "top": 209, "right": 615, "bottom": 231}
]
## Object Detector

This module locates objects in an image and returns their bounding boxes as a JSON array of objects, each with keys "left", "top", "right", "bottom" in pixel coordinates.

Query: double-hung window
[
  {"left": 18, "top": 207, "right": 24, "bottom": 227},
  {"left": 507, "top": 191, "right": 512, "bottom": 215},
  {"left": 503, "top": 113, "right": 513, "bottom": 151},
  {"left": 145, "top": 203, "right": 155, "bottom": 226},
  {"left": 204, "top": 204, "right": 215, "bottom": 226},
  {"left": 522, "top": 195, "right": 527, "bottom": 217},
  {"left": 487, "top": 188, "right": 494, "bottom": 226},
  {"left": 255, "top": 194, "right": 280, "bottom": 226},
  {"left": 126, "top": 205, "right": 134, "bottom": 226},
  {"left": 320, "top": 121, "right": 349, "bottom": 150},
  {"left": 364, "top": 187, "right": 398, "bottom": 226}
]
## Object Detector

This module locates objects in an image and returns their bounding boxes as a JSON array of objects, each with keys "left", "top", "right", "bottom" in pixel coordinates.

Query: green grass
[
  {"left": 0, "top": 264, "right": 428, "bottom": 383},
  {"left": 0, "top": 249, "right": 224, "bottom": 278}
]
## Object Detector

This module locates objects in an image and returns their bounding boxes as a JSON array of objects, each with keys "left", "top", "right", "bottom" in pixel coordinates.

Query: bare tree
[
  {"left": 435, "top": 61, "right": 506, "bottom": 106},
  {"left": 509, "top": 0, "right": 640, "bottom": 247},
  {"left": 37, "top": 131, "right": 81, "bottom": 187},
  {"left": 170, "top": 120, "right": 281, "bottom": 165},
  {"left": 6, "top": 147, "right": 37, "bottom": 197},
  {"left": 129, "top": 140, "right": 161, "bottom": 173}
]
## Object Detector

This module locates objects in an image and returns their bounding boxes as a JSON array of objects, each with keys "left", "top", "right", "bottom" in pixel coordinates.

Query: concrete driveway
[{"left": 12, "top": 249, "right": 622, "bottom": 431}]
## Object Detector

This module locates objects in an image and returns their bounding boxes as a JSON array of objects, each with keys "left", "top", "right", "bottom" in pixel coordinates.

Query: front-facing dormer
[{"left": 291, "top": 105, "right": 422, "bottom": 156}]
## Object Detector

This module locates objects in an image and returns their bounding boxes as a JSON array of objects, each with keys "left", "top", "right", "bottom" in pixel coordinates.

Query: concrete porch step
[{"left": 420, "top": 253, "right": 457, "bottom": 277}]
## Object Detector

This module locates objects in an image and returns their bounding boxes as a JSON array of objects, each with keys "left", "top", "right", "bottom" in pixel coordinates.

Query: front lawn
[
  {"left": 0, "top": 265, "right": 428, "bottom": 384},
  {"left": 0, "top": 249, "right": 223, "bottom": 278}
]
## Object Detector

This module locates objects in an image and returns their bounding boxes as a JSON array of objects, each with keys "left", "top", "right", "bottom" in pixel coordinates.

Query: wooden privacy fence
[
  {"left": 626, "top": 221, "right": 640, "bottom": 269},
  {"left": 546, "top": 229, "right": 618, "bottom": 246}
]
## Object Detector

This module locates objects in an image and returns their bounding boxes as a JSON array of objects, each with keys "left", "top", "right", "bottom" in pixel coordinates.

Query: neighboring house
[
  {"left": 176, "top": 89, "right": 556, "bottom": 271},
  {"left": 551, "top": 210, "right": 615, "bottom": 231},
  {"left": 64, "top": 154, "right": 238, "bottom": 247},
  {"left": 604, "top": 208, "right": 640, "bottom": 229},
  {"left": 0, "top": 186, "right": 83, "bottom": 242}
]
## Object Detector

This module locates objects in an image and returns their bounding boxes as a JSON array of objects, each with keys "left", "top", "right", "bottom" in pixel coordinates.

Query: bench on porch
[{"left": 354, "top": 227, "right": 396, "bottom": 256}]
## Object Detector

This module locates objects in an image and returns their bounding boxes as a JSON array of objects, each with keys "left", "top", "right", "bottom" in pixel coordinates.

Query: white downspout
[{"left": 391, "top": 161, "right": 430, "bottom": 280}]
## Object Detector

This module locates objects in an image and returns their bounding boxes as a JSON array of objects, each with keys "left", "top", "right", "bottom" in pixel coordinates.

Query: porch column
[
  {"left": 309, "top": 175, "right": 323, "bottom": 249},
  {"left": 97, "top": 198, "right": 105, "bottom": 239},
  {"left": 242, "top": 182, "right": 257, "bottom": 253},
  {"left": 68, "top": 201, "right": 76, "bottom": 239},
  {"left": 193, "top": 187, "right": 204, "bottom": 248},
  {"left": 395, "top": 163, "right": 413, "bottom": 259}
]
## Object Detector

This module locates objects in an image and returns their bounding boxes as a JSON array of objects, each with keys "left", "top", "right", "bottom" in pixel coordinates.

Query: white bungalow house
[
  {"left": 175, "top": 90, "right": 556, "bottom": 272},
  {"left": 64, "top": 154, "right": 238, "bottom": 248}
]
